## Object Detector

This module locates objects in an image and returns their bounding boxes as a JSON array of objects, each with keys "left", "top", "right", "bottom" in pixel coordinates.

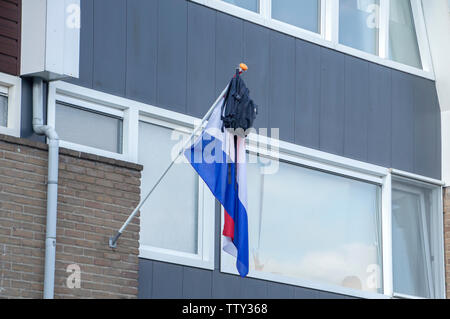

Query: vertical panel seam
[{"left": 124, "top": 0, "right": 128, "bottom": 97}]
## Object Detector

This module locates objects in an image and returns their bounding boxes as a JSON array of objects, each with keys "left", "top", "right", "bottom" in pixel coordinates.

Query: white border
[
  {"left": 138, "top": 114, "right": 216, "bottom": 270},
  {"left": 0, "top": 72, "right": 21, "bottom": 137},
  {"left": 191, "top": 0, "right": 435, "bottom": 80}
]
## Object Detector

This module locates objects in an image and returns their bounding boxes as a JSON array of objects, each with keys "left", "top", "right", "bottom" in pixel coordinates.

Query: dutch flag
[{"left": 184, "top": 89, "right": 249, "bottom": 278}]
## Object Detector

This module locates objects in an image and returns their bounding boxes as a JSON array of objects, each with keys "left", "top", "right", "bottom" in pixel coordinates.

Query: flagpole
[{"left": 109, "top": 64, "right": 248, "bottom": 248}]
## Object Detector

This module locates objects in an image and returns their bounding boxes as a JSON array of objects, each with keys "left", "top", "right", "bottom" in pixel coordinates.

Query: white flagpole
[{"left": 109, "top": 64, "right": 248, "bottom": 248}]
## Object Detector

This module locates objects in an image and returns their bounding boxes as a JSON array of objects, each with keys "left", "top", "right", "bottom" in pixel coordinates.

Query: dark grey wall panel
[
  {"left": 367, "top": 64, "right": 392, "bottom": 168},
  {"left": 182, "top": 266, "right": 213, "bottom": 298},
  {"left": 138, "top": 258, "right": 153, "bottom": 299},
  {"left": 186, "top": 2, "right": 216, "bottom": 118},
  {"left": 157, "top": 0, "right": 187, "bottom": 113},
  {"left": 240, "top": 277, "right": 268, "bottom": 299},
  {"left": 92, "top": 0, "right": 127, "bottom": 97},
  {"left": 295, "top": 39, "right": 321, "bottom": 149},
  {"left": 243, "top": 21, "right": 270, "bottom": 131},
  {"left": 391, "top": 70, "right": 415, "bottom": 173},
  {"left": 66, "top": 0, "right": 93, "bottom": 89},
  {"left": 267, "top": 282, "right": 294, "bottom": 299},
  {"left": 212, "top": 271, "right": 242, "bottom": 299},
  {"left": 414, "top": 78, "right": 439, "bottom": 178},
  {"left": 152, "top": 261, "right": 183, "bottom": 298},
  {"left": 215, "top": 12, "right": 243, "bottom": 95},
  {"left": 268, "top": 31, "right": 295, "bottom": 143},
  {"left": 126, "top": 0, "right": 158, "bottom": 105},
  {"left": 320, "top": 48, "right": 345, "bottom": 156},
  {"left": 344, "top": 56, "right": 369, "bottom": 162}
]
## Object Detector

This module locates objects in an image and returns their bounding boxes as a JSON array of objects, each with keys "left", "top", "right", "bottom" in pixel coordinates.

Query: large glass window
[
  {"left": 392, "top": 177, "right": 441, "bottom": 298},
  {"left": 271, "top": 0, "right": 321, "bottom": 33},
  {"left": 388, "top": 0, "right": 422, "bottom": 69},
  {"left": 222, "top": 0, "right": 259, "bottom": 12},
  {"left": 339, "top": 0, "right": 380, "bottom": 54},
  {"left": 55, "top": 102, "right": 123, "bottom": 153},
  {"left": 223, "top": 155, "right": 383, "bottom": 294},
  {"left": 0, "top": 93, "right": 7, "bottom": 127},
  {"left": 138, "top": 121, "right": 199, "bottom": 255}
]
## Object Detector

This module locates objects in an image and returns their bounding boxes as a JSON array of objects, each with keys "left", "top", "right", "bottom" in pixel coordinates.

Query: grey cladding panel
[
  {"left": 186, "top": 2, "right": 216, "bottom": 118},
  {"left": 157, "top": 0, "right": 188, "bottom": 113},
  {"left": 152, "top": 261, "right": 183, "bottom": 298},
  {"left": 344, "top": 56, "right": 369, "bottom": 162},
  {"left": 138, "top": 259, "right": 153, "bottom": 299},
  {"left": 66, "top": 0, "right": 93, "bottom": 89},
  {"left": 267, "top": 282, "right": 294, "bottom": 299},
  {"left": 391, "top": 70, "right": 414, "bottom": 173},
  {"left": 126, "top": 0, "right": 158, "bottom": 105},
  {"left": 92, "top": 0, "right": 127, "bottom": 96},
  {"left": 240, "top": 277, "right": 268, "bottom": 299},
  {"left": 243, "top": 21, "right": 270, "bottom": 131},
  {"left": 413, "top": 78, "right": 438, "bottom": 179},
  {"left": 212, "top": 271, "right": 242, "bottom": 299},
  {"left": 367, "top": 64, "right": 392, "bottom": 168},
  {"left": 319, "top": 48, "right": 345, "bottom": 156},
  {"left": 215, "top": 12, "right": 244, "bottom": 94},
  {"left": 182, "top": 266, "right": 213, "bottom": 299},
  {"left": 295, "top": 39, "right": 321, "bottom": 149}
]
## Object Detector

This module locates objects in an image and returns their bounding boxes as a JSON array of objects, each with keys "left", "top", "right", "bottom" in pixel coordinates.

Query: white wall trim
[
  {"left": 0, "top": 72, "right": 22, "bottom": 138},
  {"left": 190, "top": 0, "right": 435, "bottom": 80}
]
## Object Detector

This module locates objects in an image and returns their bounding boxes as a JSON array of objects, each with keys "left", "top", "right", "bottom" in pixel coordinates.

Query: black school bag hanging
[{"left": 221, "top": 69, "right": 258, "bottom": 136}]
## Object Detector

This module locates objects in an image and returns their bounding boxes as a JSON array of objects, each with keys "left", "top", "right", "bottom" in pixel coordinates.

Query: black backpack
[{"left": 222, "top": 70, "right": 258, "bottom": 136}]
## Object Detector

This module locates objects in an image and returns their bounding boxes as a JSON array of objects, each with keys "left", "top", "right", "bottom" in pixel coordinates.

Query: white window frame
[
  {"left": 391, "top": 172, "right": 446, "bottom": 299},
  {"left": 48, "top": 81, "right": 216, "bottom": 270},
  {"left": 138, "top": 114, "right": 216, "bottom": 270},
  {"left": 191, "top": 0, "right": 434, "bottom": 80},
  {"left": 0, "top": 72, "right": 21, "bottom": 137},
  {"left": 218, "top": 134, "right": 446, "bottom": 299}
]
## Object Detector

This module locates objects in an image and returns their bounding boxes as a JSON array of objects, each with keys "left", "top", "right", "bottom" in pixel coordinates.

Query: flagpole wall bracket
[
  {"left": 107, "top": 63, "right": 248, "bottom": 248},
  {"left": 109, "top": 232, "right": 122, "bottom": 249}
]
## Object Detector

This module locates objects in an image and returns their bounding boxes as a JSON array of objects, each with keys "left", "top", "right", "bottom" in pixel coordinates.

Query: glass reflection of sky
[{"left": 224, "top": 156, "right": 382, "bottom": 293}]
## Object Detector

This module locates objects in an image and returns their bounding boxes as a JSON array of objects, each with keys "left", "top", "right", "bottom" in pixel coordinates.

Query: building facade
[{"left": 0, "top": 0, "right": 449, "bottom": 299}]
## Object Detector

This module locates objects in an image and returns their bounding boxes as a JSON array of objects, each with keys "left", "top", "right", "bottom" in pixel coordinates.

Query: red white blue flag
[{"left": 184, "top": 89, "right": 249, "bottom": 277}]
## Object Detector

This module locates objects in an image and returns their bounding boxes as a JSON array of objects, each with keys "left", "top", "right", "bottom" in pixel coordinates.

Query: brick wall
[
  {"left": 444, "top": 188, "right": 450, "bottom": 298},
  {"left": 0, "top": 134, "right": 142, "bottom": 299}
]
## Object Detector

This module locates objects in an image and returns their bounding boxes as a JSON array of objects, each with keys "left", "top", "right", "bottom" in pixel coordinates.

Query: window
[
  {"left": 392, "top": 177, "right": 443, "bottom": 298},
  {"left": 55, "top": 102, "right": 123, "bottom": 153},
  {"left": 222, "top": 152, "right": 383, "bottom": 295},
  {"left": 138, "top": 118, "right": 215, "bottom": 269},
  {"left": 194, "top": 0, "right": 433, "bottom": 78},
  {"left": 272, "top": 0, "right": 321, "bottom": 33},
  {"left": 339, "top": 0, "right": 380, "bottom": 55},
  {"left": 0, "top": 91, "right": 7, "bottom": 127},
  {"left": 138, "top": 121, "right": 199, "bottom": 254},
  {"left": 222, "top": 0, "right": 258, "bottom": 12},
  {"left": 388, "top": 0, "right": 422, "bottom": 68},
  {"left": 0, "top": 72, "right": 21, "bottom": 137}
]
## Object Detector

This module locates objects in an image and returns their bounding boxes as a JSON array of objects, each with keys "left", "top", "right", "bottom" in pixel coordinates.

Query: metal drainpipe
[{"left": 32, "top": 78, "right": 59, "bottom": 299}]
